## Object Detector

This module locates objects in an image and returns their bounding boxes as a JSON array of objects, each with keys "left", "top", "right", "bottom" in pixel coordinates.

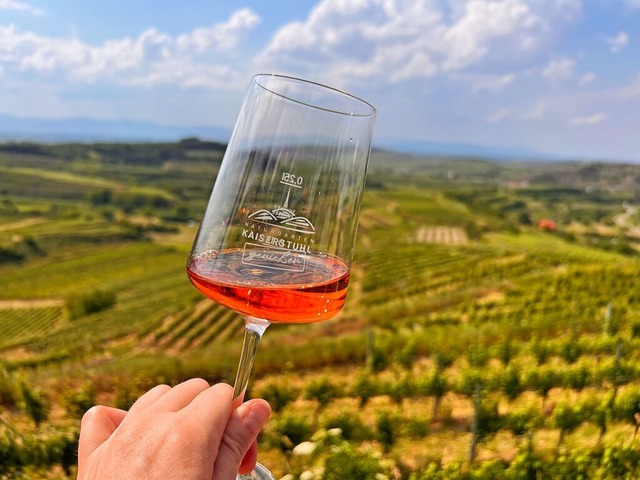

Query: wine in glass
[{"left": 187, "top": 74, "right": 376, "bottom": 479}]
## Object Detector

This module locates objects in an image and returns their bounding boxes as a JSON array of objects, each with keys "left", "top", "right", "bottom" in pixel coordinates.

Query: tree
[
  {"left": 504, "top": 407, "right": 544, "bottom": 437},
  {"left": 20, "top": 382, "right": 50, "bottom": 429},
  {"left": 524, "top": 367, "right": 560, "bottom": 410},
  {"left": 419, "top": 369, "right": 449, "bottom": 419},
  {"left": 351, "top": 370, "right": 379, "bottom": 407},
  {"left": 304, "top": 376, "right": 342, "bottom": 409},
  {"left": 376, "top": 410, "right": 402, "bottom": 452},
  {"left": 323, "top": 441, "right": 383, "bottom": 480},
  {"left": 89, "top": 189, "right": 113, "bottom": 205},
  {"left": 551, "top": 401, "right": 585, "bottom": 446},
  {"left": 614, "top": 386, "right": 640, "bottom": 439},
  {"left": 63, "top": 381, "right": 96, "bottom": 418},
  {"left": 256, "top": 381, "right": 298, "bottom": 413},
  {"left": 387, "top": 373, "right": 416, "bottom": 404},
  {"left": 66, "top": 289, "right": 117, "bottom": 320},
  {"left": 494, "top": 338, "right": 518, "bottom": 366},
  {"left": 0, "top": 367, "right": 18, "bottom": 408},
  {"left": 502, "top": 366, "right": 523, "bottom": 401}
]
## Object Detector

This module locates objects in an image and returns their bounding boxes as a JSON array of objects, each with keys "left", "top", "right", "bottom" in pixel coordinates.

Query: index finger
[
  {"left": 183, "top": 383, "right": 234, "bottom": 444},
  {"left": 78, "top": 406, "right": 127, "bottom": 467}
]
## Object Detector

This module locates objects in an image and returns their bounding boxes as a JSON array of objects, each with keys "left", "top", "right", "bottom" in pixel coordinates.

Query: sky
[{"left": 1, "top": 0, "right": 640, "bottom": 161}]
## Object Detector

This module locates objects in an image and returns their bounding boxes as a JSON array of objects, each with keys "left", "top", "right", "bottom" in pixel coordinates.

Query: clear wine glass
[{"left": 187, "top": 73, "right": 376, "bottom": 480}]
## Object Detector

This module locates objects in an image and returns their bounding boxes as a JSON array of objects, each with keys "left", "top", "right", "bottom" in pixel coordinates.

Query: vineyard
[{"left": 2, "top": 141, "right": 640, "bottom": 478}]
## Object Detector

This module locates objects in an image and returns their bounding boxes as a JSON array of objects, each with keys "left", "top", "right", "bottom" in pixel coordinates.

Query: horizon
[{"left": 0, "top": 121, "right": 634, "bottom": 166}]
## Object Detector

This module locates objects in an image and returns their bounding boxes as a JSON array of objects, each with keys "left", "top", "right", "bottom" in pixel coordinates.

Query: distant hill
[
  {"left": 374, "top": 138, "right": 558, "bottom": 162},
  {"left": 0, "top": 114, "right": 232, "bottom": 144},
  {"left": 1, "top": 135, "right": 639, "bottom": 192},
  {"left": 0, "top": 112, "right": 617, "bottom": 163}
]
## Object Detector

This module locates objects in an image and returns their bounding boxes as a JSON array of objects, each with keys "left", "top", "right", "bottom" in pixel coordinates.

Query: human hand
[{"left": 77, "top": 379, "right": 271, "bottom": 480}]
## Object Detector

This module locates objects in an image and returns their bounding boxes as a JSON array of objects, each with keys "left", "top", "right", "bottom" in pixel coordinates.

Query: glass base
[{"left": 237, "top": 462, "right": 277, "bottom": 480}]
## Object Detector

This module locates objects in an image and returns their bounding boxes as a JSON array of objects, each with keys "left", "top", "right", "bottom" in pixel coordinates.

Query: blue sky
[{"left": 1, "top": 0, "right": 640, "bottom": 161}]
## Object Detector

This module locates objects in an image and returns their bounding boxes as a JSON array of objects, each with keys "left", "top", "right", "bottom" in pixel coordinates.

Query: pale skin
[{"left": 77, "top": 379, "right": 271, "bottom": 480}]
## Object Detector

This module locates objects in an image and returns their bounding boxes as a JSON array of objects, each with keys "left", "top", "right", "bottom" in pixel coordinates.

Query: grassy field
[{"left": 1, "top": 141, "right": 640, "bottom": 478}]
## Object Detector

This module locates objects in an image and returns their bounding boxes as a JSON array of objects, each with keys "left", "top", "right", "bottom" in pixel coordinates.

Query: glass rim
[{"left": 253, "top": 73, "right": 377, "bottom": 118}]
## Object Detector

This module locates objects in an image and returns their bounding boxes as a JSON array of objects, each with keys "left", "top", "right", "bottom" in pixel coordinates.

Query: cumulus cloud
[
  {"left": 0, "top": 0, "right": 43, "bottom": 16},
  {"left": 469, "top": 73, "right": 516, "bottom": 93},
  {"left": 542, "top": 57, "right": 575, "bottom": 82},
  {"left": 523, "top": 99, "right": 546, "bottom": 119},
  {"left": 570, "top": 112, "right": 608, "bottom": 125},
  {"left": 176, "top": 8, "right": 260, "bottom": 53},
  {"left": 254, "top": 0, "right": 580, "bottom": 87},
  {"left": 605, "top": 31, "right": 628, "bottom": 53},
  {"left": 578, "top": 72, "right": 596, "bottom": 87},
  {"left": 0, "top": 8, "right": 259, "bottom": 88},
  {"left": 485, "top": 108, "right": 511, "bottom": 123}
]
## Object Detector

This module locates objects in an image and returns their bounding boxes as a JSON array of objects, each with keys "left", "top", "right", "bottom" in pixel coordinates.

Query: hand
[{"left": 77, "top": 379, "right": 271, "bottom": 480}]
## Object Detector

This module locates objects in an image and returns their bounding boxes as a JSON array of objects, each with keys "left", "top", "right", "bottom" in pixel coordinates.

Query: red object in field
[{"left": 538, "top": 219, "right": 557, "bottom": 231}]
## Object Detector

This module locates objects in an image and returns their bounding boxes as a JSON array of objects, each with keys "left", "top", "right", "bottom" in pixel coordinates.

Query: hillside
[{"left": 1, "top": 141, "right": 640, "bottom": 479}]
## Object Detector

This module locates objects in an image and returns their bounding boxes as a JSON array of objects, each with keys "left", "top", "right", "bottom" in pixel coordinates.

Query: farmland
[{"left": 1, "top": 140, "right": 640, "bottom": 478}]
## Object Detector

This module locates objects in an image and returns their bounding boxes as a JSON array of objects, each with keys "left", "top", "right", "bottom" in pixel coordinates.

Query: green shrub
[
  {"left": 501, "top": 366, "right": 523, "bottom": 401},
  {"left": 504, "top": 407, "right": 544, "bottom": 436},
  {"left": 19, "top": 382, "right": 50, "bottom": 429},
  {"left": 613, "top": 386, "right": 640, "bottom": 438},
  {"left": 630, "top": 322, "right": 640, "bottom": 338},
  {"left": 66, "top": 289, "right": 117, "bottom": 319},
  {"left": 405, "top": 416, "right": 430, "bottom": 438},
  {"left": 0, "top": 367, "right": 18, "bottom": 408},
  {"left": 396, "top": 338, "right": 418, "bottom": 368},
  {"left": 350, "top": 371, "right": 380, "bottom": 407},
  {"left": 114, "top": 383, "right": 142, "bottom": 410},
  {"left": 304, "top": 377, "right": 342, "bottom": 408},
  {"left": 256, "top": 381, "right": 298, "bottom": 413},
  {"left": 272, "top": 415, "right": 312, "bottom": 451},
  {"left": 387, "top": 374, "right": 416, "bottom": 404},
  {"left": 63, "top": 381, "right": 96, "bottom": 418},
  {"left": 323, "top": 442, "right": 383, "bottom": 480},
  {"left": 551, "top": 401, "right": 586, "bottom": 445},
  {"left": 476, "top": 397, "right": 502, "bottom": 441},
  {"left": 493, "top": 339, "right": 518, "bottom": 366},
  {"left": 0, "top": 247, "right": 24, "bottom": 264},
  {"left": 376, "top": 410, "right": 402, "bottom": 451},
  {"left": 323, "top": 412, "right": 373, "bottom": 442}
]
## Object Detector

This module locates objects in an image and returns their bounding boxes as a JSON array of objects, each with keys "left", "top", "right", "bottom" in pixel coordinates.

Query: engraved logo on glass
[{"left": 241, "top": 172, "right": 316, "bottom": 272}]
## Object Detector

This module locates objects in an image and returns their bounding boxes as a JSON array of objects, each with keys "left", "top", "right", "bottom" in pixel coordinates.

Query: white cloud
[
  {"left": 0, "top": 8, "right": 260, "bottom": 88},
  {"left": 578, "top": 72, "right": 596, "bottom": 87},
  {"left": 523, "top": 99, "right": 546, "bottom": 119},
  {"left": 440, "top": 0, "right": 543, "bottom": 71},
  {"left": 176, "top": 8, "right": 260, "bottom": 53},
  {"left": 485, "top": 108, "right": 511, "bottom": 123},
  {"left": 605, "top": 31, "right": 628, "bottom": 53},
  {"left": 255, "top": 0, "right": 580, "bottom": 87},
  {"left": 542, "top": 57, "right": 575, "bottom": 82},
  {"left": 0, "top": 0, "right": 43, "bottom": 16},
  {"left": 469, "top": 73, "right": 516, "bottom": 93},
  {"left": 570, "top": 112, "right": 608, "bottom": 125}
]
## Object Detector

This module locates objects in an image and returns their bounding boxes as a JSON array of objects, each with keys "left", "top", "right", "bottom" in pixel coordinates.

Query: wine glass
[{"left": 187, "top": 73, "right": 376, "bottom": 480}]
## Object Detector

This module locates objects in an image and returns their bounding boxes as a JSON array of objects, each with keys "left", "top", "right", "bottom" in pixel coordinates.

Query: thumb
[{"left": 213, "top": 399, "right": 271, "bottom": 480}]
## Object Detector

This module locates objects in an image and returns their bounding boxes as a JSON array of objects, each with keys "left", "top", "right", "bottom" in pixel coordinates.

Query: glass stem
[{"left": 232, "top": 317, "right": 270, "bottom": 404}]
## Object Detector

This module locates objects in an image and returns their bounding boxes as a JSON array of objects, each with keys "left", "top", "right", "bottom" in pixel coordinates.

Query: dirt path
[
  {"left": 0, "top": 299, "right": 64, "bottom": 309},
  {"left": 613, "top": 203, "right": 640, "bottom": 238},
  {"left": 0, "top": 218, "right": 46, "bottom": 232},
  {"left": 416, "top": 226, "right": 469, "bottom": 245}
]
